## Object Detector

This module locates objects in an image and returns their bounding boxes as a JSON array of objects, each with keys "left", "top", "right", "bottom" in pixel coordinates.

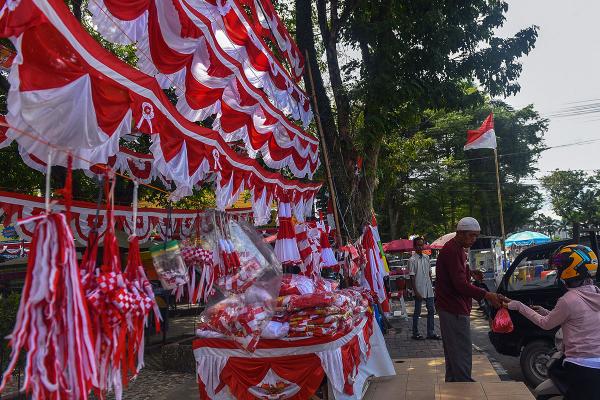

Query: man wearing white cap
[{"left": 435, "top": 217, "right": 503, "bottom": 382}]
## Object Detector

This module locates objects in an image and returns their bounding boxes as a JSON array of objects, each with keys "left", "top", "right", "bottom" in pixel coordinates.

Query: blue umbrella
[{"left": 505, "top": 231, "right": 551, "bottom": 247}]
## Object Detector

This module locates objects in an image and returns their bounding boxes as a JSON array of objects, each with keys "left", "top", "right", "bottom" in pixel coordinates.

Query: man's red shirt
[{"left": 435, "top": 237, "right": 487, "bottom": 315}]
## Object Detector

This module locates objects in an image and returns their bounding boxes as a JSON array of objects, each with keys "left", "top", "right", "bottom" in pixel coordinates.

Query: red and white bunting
[
  {"left": 87, "top": 0, "right": 314, "bottom": 130},
  {"left": 237, "top": 0, "right": 305, "bottom": 81},
  {"left": 0, "top": 0, "right": 321, "bottom": 211},
  {"left": 0, "top": 190, "right": 253, "bottom": 244}
]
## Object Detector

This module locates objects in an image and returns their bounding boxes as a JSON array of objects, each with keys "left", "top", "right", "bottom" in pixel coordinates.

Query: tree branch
[
  {"left": 316, "top": 0, "right": 331, "bottom": 43},
  {"left": 334, "top": 0, "right": 360, "bottom": 35}
]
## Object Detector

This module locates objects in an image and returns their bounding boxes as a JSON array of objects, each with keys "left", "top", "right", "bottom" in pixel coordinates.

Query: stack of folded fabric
[{"left": 263, "top": 274, "right": 372, "bottom": 338}]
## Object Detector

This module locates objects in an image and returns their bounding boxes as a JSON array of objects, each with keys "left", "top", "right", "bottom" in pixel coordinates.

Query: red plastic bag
[{"left": 492, "top": 308, "right": 514, "bottom": 333}]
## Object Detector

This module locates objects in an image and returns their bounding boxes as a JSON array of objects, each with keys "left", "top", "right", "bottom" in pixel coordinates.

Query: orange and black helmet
[{"left": 550, "top": 244, "right": 598, "bottom": 283}]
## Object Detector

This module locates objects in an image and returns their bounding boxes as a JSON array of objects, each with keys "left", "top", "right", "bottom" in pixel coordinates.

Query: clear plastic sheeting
[{"left": 197, "top": 210, "right": 282, "bottom": 351}]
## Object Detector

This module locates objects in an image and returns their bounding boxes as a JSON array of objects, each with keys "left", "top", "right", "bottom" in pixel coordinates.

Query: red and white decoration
[
  {"left": 274, "top": 194, "right": 301, "bottom": 266},
  {"left": 319, "top": 225, "right": 338, "bottom": 269},
  {"left": 0, "top": 213, "right": 97, "bottom": 399},
  {"left": 0, "top": 190, "right": 253, "bottom": 244},
  {"left": 193, "top": 316, "right": 395, "bottom": 400},
  {"left": 464, "top": 113, "right": 497, "bottom": 151},
  {"left": 295, "top": 222, "right": 321, "bottom": 277},
  {"left": 0, "top": 0, "right": 321, "bottom": 211},
  {"left": 88, "top": 0, "right": 313, "bottom": 127},
  {"left": 85, "top": 0, "right": 318, "bottom": 179},
  {"left": 237, "top": 0, "right": 305, "bottom": 81},
  {"left": 360, "top": 226, "right": 387, "bottom": 305}
]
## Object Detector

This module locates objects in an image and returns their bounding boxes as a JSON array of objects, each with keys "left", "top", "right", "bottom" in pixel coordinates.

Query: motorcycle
[{"left": 534, "top": 328, "right": 564, "bottom": 400}]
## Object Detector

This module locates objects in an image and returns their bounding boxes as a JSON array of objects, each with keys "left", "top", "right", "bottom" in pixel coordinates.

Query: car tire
[{"left": 520, "top": 340, "right": 553, "bottom": 387}]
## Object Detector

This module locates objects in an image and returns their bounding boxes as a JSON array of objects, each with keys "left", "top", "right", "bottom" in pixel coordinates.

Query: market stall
[{"left": 0, "top": 0, "right": 395, "bottom": 399}]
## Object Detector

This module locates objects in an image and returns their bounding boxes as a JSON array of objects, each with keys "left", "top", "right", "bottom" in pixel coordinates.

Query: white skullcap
[{"left": 456, "top": 217, "right": 481, "bottom": 232}]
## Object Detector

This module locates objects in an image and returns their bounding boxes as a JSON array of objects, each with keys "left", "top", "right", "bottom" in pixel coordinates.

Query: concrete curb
[{"left": 472, "top": 343, "right": 512, "bottom": 381}]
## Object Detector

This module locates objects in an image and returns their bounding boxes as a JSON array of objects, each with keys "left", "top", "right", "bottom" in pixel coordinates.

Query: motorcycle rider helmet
[{"left": 550, "top": 244, "right": 598, "bottom": 283}]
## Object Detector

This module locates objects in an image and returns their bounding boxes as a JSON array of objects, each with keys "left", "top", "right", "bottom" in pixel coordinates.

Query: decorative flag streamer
[
  {"left": 274, "top": 194, "right": 301, "bottom": 266},
  {"left": 371, "top": 213, "right": 389, "bottom": 274},
  {"left": 319, "top": 225, "right": 337, "bottom": 269},
  {"left": 0, "top": 213, "right": 97, "bottom": 399},
  {"left": 464, "top": 113, "right": 497, "bottom": 151},
  {"left": 361, "top": 226, "right": 387, "bottom": 305}
]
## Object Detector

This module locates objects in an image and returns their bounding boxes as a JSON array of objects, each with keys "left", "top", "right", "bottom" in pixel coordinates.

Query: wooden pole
[
  {"left": 494, "top": 148, "right": 507, "bottom": 264},
  {"left": 304, "top": 50, "right": 344, "bottom": 245}
]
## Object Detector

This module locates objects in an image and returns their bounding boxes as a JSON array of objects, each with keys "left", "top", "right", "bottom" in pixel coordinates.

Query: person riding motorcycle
[{"left": 506, "top": 244, "right": 600, "bottom": 400}]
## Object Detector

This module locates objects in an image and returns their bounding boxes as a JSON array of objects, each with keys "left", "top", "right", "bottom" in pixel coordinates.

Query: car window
[
  {"left": 507, "top": 247, "right": 559, "bottom": 291},
  {"left": 507, "top": 245, "right": 598, "bottom": 292}
]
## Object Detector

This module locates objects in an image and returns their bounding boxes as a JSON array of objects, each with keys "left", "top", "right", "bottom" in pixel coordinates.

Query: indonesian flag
[{"left": 464, "top": 113, "right": 497, "bottom": 151}]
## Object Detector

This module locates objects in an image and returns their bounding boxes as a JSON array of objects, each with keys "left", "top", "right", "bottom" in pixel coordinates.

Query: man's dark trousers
[
  {"left": 438, "top": 309, "right": 473, "bottom": 382},
  {"left": 412, "top": 297, "right": 435, "bottom": 337}
]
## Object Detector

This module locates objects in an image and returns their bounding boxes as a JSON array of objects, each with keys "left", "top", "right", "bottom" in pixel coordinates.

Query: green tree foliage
[
  {"left": 374, "top": 100, "right": 547, "bottom": 241},
  {"left": 541, "top": 170, "right": 600, "bottom": 227},
  {"left": 295, "top": 0, "right": 538, "bottom": 239}
]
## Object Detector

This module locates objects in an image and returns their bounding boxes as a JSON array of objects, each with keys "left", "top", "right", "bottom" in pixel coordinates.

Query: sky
[{"left": 497, "top": 0, "right": 600, "bottom": 176}]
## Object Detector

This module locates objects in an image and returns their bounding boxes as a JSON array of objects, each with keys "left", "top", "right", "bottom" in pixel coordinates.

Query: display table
[{"left": 193, "top": 316, "right": 395, "bottom": 400}]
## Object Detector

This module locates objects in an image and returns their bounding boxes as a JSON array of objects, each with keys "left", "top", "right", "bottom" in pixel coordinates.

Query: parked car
[{"left": 488, "top": 234, "right": 599, "bottom": 387}]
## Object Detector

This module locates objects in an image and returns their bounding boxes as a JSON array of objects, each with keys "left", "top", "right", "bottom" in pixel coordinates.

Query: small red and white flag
[{"left": 464, "top": 113, "right": 497, "bottom": 151}]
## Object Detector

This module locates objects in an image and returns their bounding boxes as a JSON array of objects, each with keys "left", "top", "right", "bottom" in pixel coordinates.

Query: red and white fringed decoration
[
  {"left": 124, "top": 235, "right": 160, "bottom": 376},
  {"left": 85, "top": 178, "right": 134, "bottom": 400},
  {"left": 0, "top": 213, "right": 97, "bottom": 399},
  {"left": 182, "top": 246, "right": 214, "bottom": 303},
  {"left": 319, "top": 225, "right": 338, "bottom": 269},
  {"left": 194, "top": 249, "right": 214, "bottom": 302},
  {"left": 274, "top": 195, "right": 301, "bottom": 266}
]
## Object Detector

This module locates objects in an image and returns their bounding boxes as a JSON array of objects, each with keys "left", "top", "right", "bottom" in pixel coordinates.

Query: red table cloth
[{"left": 193, "top": 316, "right": 395, "bottom": 400}]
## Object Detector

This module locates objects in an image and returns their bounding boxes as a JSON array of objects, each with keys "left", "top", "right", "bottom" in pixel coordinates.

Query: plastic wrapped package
[
  {"left": 150, "top": 240, "right": 189, "bottom": 290},
  {"left": 261, "top": 321, "right": 290, "bottom": 339},
  {"left": 197, "top": 211, "right": 282, "bottom": 351},
  {"left": 279, "top": 274, "right": 316, "bottom": 296}
]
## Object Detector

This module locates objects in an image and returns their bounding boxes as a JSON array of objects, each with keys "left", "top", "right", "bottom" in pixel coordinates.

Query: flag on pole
[
  {"left": 464, "top": 113, "right": 497, "bottom": 151},
  {"left": 371, "top": 212, "right": 390, "bottom": 275}
]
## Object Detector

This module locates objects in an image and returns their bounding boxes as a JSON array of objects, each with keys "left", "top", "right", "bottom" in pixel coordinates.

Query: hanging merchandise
[
  {"left": 83, "top": 177, "right": 137, "bottom": 399},
  {"left": 196, "top": 211, "right": 282, "bottom": 351},
  {"left": 294, "top": 222, "right": 321, "bottom": 277},
  {"left": 123, "top": 181, "right": 161, "bottom": 375},
  {"left": 274, "top": 194, "right": 301, "bottom": 266},
  {"left": 150, "top": 240, "right": 190, "bottom": 290},
  {"left": 371, "top": 213, "right": 390, "bottom": 274},
  {"left": 319, "top": 225, "right": 338, "bottom": 269},
  {"left": 326, "top": 197, "right": 337, "bottom": 244},
  {"left": 0, "top": 212, "right": 98, "bottom": 399},
  {"left": 361, "top": 225, "right": 388, "bottom": 305}
]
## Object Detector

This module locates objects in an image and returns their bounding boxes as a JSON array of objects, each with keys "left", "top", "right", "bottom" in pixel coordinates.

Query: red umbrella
[{"left": 383, "top": 239, "right": 431, "bottom": 253}]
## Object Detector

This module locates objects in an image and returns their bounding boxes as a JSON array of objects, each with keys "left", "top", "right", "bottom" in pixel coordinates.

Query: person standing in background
[
  {"left": 409, "top": 237, "right": 441, "bottom": 340},
  {"left": 435, "top": 217, "right": 503, "bottom": 382}
]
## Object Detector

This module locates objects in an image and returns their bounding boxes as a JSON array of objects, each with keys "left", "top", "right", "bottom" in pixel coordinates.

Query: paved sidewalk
[{"left": 385, "top": 300, "right": 445, "bottom": 359}]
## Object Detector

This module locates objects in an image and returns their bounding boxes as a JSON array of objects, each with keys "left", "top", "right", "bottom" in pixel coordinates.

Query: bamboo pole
[
  {"left": 304, "top": 50, "right": 344, "bottom": 245},
  {"left": 494, "top": 148, "right": 507, "bottom": 263}
]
